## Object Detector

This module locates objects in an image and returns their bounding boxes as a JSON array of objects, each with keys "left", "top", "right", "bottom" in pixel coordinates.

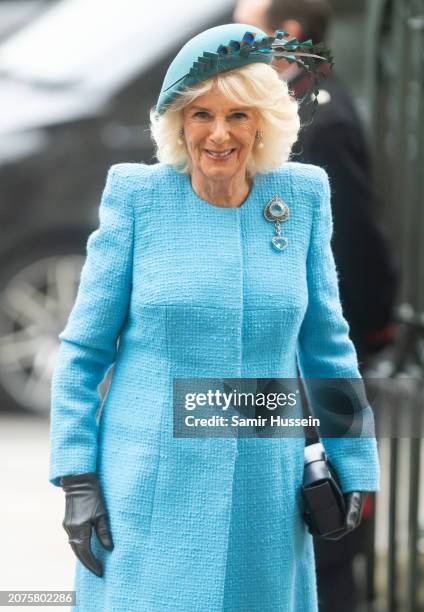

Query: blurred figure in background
[
  {"left": 234, "top": 1, "right": 399, "bottom": 611},
  {"left": 234, "top": 0, "right": 398, "bottom": 365}
]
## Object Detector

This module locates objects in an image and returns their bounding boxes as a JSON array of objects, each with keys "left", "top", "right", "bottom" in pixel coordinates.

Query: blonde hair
[{"left": 149, "top": 62, "right": 301, "bottom": 176}]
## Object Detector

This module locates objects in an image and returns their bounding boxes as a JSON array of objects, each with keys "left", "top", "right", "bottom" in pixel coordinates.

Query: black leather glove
[
  {"left": 304, "top": 491, "right": 367, "bottom": 541},
  {"left": 60, "top": 472, "right": 113, "bottom": 577}
]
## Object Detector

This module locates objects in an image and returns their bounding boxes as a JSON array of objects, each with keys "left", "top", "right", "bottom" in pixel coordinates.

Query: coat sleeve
[
  {"left": 48, "top": 164, "right": 134, "bottom": 487},
  {"left": 296, "top": 166, "right": 380, "bottom": 493},
  {"left": 301, "top": 119, "right": 399, "bottom": 355}
]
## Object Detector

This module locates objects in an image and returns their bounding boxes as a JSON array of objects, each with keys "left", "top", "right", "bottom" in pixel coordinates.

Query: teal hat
[
  {"left": 156, "top": 24, "right": 271, "bottom": 115},
  {"left": 155, "top": 23, "right": 333, "bottom": 116}
]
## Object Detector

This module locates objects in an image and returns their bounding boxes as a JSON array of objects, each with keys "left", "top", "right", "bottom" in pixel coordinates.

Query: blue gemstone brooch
[{"left": 263, "top": 196, "right": 289, "bottom": 252}]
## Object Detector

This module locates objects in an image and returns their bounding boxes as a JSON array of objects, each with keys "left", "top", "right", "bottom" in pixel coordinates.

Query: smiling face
[{"left": 181, "top": 87, "right": 260, "bottom": 184}]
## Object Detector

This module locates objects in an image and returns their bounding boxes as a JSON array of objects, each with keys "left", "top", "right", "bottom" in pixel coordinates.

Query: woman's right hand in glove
[{"left": 60, "top": 472, "right": 113, "bottom": 577}]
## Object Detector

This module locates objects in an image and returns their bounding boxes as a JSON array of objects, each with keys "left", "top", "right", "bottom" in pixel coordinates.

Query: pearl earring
[
  {"left": 256, "top": 130, "right": 264, "bottom": 149},
  {"left": 177, "top": 128, "right": 184, "bottom": 145}
]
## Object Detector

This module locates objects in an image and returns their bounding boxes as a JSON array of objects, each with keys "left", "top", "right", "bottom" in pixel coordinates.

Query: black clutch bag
[{"left": 302, "top": 442, "right": 346, "bottom": 538}]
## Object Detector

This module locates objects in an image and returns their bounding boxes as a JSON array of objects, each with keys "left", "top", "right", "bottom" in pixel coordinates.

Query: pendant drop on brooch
[{"left": 263, "top": 196, "right": 289, "bottom": 252}]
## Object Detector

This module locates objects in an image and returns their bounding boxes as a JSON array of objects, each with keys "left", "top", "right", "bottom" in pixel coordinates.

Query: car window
[{"left": 0, "top": 0, "right": 234, "bottom": 91}]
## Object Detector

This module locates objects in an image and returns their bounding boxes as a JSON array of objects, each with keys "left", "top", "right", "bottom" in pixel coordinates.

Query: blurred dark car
[{"left": 0, "top": 0, "right": 233, "bottom": 415}]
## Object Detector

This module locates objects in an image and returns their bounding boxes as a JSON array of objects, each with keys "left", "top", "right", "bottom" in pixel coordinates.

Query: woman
[{"left": 49, "top": 23, "right": 380, "bottom": 612}]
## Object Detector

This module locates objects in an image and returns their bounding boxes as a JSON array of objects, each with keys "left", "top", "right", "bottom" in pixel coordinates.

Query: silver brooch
[{"left": 263, "top": 196, "right": 289, "bottom": 252}]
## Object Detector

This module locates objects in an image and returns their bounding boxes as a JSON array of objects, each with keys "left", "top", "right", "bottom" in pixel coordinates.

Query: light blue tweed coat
[{"left": 49, "top": 161, "right": 380, "bottom": 612}]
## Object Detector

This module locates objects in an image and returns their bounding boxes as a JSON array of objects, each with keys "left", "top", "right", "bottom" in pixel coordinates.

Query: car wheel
[{"left": 0, "top": 241, "right": 86, "bottom": 417}]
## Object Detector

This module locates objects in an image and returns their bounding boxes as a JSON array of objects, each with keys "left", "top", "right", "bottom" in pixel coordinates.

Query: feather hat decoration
[{"left": 156, "top": 24, "right": 333, "bottom": 116}]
